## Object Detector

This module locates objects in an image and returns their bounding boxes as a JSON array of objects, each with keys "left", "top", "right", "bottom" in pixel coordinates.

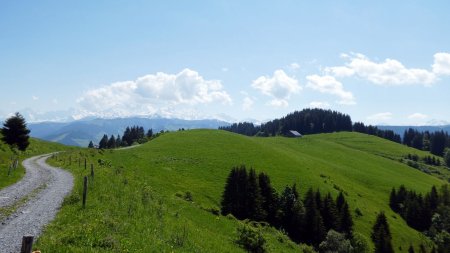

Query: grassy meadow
[{"left": 35, "top": 130, "right": 446, "bottom": 252}]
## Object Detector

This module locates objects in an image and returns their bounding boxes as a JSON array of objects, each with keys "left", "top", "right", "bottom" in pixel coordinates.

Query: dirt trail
[{"left": 0, "top": 154, "right": 73, "bottom": 252}]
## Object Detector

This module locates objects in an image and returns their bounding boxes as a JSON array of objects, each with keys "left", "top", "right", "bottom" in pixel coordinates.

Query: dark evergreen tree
[
  {"left": 1, "top": 112, "right": 30, "bottom": 151},
  {"left": 429, "top": 186, "right": 439, "bottom": 211},
  {"left": 371, "top": 212, "right": 394, "bottom": 253},
  {"left": 430, "top": 131, "right": 447, "bottom": 156},
  {"left": 339, "top": 201, "right": 353, "bottom": 236},
  {"left": 107, "top": 135, "right": 116, "bottom": 149},
  {"left": 98, "top": 134, "right": 108, "bottom": 149},
  {"left": 303, "top": 188, "right": 326, "bottom": 246},
  {"left": 88, "top": 141, "right": 94, "bottom": 148},
  {"left": 279, "top": 184, "right": 304, "bottom": 243},
  {"left": 336, "top": 191, "right": 345, "bottom": 212},
  {"left": 321, "top": 193, "right": 339, "bottom": 231},
  {"left": 236, "top": 166, "right": 249, "bottom": 219},
  {"left": 116, "top": 134, "right": 122, "bottom": 147},
  {"left": 258, "top": 172, "right": 279, "bottom": 226},
  {"left": 147, "top": 128, "right": 153, "bottom": 138},
  {"left": 444, "top": 148, "right": 450, "bottom": 167},
  {"left": 246, "top": 168, "right": 266, "bottom": 221},
  {"left": 315, "top": 189, "right": 322, "bottom": 212},
  {"left": 389, "top": 188, "right": 398, "bottom": 212},
  {"left": 221, "top": 166, "right": 244, "bottom": 218},
  {"left": 122, "top": 127, "right": 131, "bottom": 146}
]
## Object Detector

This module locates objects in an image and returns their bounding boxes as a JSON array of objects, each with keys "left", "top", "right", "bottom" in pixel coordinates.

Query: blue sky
[{"left": 1, "top": 1, "right": 450, "bottom": 125}]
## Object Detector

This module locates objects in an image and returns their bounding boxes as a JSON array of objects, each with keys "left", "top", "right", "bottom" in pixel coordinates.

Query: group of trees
[
  {"left": 261, "top": 109, "right": 353, "bottom": 136},
  {"left": 389, "top": 184, "right": 450, "bottom": 252},
  {"left": 403, "top": 129, "right": 450, "bottom": 157},
  {"left": 353, "top": 122, "right": 401, "bottom": 143},
  {"left": 220, "top": 109, "right": 353, "bottom": 137},
  {"left": 92, "top": 125, "right": 154, "bottom": 149},
  {"left": 405, "top": 154, "right": 442, "bottom": 166},
  {"left": 221, "top": 166, "right": 354, "bottom": 248},
  {"left": 219, "top": 122, "right": 261, "bottom": 136}
]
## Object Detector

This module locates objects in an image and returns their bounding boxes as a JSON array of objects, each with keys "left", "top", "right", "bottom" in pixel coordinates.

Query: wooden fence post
[
  {"left": 84, "top": 158, "right": 87, "bottom": 170},
  {"left": 90, "top": 164, "right": 94, "bottom": 179},
  {"left": 82, "top": 176, "right": 88, "bottom": 208},
  {"left": 20, "top": 235, "right": 34, "bottom": 253}
]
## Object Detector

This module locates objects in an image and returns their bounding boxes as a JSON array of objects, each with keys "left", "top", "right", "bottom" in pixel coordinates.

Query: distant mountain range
[
  {"left": 377, "top": 125, "right": 450, "bottom": 136},
  {"left": 28, "top": 117, "right": 230, "bottom": 147}
]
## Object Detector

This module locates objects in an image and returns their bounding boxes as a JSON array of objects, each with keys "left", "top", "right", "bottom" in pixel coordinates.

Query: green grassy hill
[
  {"left": 37, "top": 130, "right": 446, "bottom": 252},
  {"left": 0, "top": 137, "right": 74, "bottom": 189}
]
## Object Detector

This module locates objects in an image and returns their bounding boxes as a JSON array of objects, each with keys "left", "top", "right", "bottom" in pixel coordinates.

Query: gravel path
[{"left": 0, "top": 154, "right": 73, "bottom": 252}]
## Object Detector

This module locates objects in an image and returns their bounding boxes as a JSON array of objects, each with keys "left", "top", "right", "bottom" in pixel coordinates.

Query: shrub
[
  {"left": 235, "top": 221, "right": 266, "bottom": 253},
  {"left": 184, "top": 191, "right": 193, "bottom": 202}
]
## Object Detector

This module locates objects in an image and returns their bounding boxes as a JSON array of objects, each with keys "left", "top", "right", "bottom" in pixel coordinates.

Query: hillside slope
[
  {"left": 37, "top": 130, "right": 446, "bottom": 252},
  {"left": 0, "top": 137, "right": 74, "bottom": 189}
]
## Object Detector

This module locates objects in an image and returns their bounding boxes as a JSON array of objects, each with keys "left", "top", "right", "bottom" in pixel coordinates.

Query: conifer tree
[
  {"left": 321, "top": 193, "right": 339, "bottom": 231},
  {"left": 258, "top": 172, "right": 280, "bottom": 226},
  {"left": 1, "top": 112, "right": 30, "bottom": 151},
  {"left": 88, "top": 141, "right": 94, "bottom": 148},
  {"left": 444, "top": 148, "right": 450, "bottom": 167},
  {"left": 303, "top": 188, "right": 326, "bottom": 246},
  {"left": 98, "top": 134, "right": 108, "bottom": 149},
  {"left": 147, "top": 128, "right": 153, "bottom": 138},
  {"left": 389, "top": 188, "right": 398, "bottom": 211},
  {"left": 339, "top": 201, "right": 353, "bottom": 236},
  {"left": 116, "top": 134, "right": 122, "bottom": 147},
  {"left": 107, "top": 135, "right": 116, "bottom": 149},
  {"left": 371, "top": 212, "right": 394, "bottom": 253},
  {"left": 336, "top": 191, "right": 345, "bottom": 211},
  {"left": 279, "top": 184, "right": 304, "bottom": 243},
  {"left": 246, "top": 168, "right": 265, "bottom": 221},
  {"left": 221, "top": 166, "right": 248, "bottom": 219},
  {"left": 236, "top": 166, "right": 249, "bottom": 219}
]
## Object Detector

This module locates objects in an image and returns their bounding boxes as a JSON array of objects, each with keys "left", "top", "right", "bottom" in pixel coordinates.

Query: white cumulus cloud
[
  {"left": 432, "top": 52, "right": 450, "bottom": 75},
  {"left": 325, "top": 53, "right": 439, "bottom": 86},
  {"left": 76, "top": 68, "right": 232, "bottom": 119},
  {"left": 251, "top": 70, "right": 301, "bottom": 107},
  {"left": 306, "top": 75, "right": 355, "bottom": 105}
]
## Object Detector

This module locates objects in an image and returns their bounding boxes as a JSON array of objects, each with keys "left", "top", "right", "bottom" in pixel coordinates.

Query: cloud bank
[{"left": 76, "top": 69, "right": 231, "bottom": 119}]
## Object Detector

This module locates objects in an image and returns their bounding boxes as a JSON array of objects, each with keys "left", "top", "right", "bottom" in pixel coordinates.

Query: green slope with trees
[{"left": 36, "top": 130, "right": 446, "bottom": 252}]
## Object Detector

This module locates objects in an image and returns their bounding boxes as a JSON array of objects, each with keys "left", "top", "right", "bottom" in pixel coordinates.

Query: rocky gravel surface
[{"left": 0, "top": 154, "right": 73, "bottom": 252}]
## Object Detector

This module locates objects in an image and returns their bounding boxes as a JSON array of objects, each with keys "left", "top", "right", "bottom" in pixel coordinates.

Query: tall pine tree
[
  {"left": 303, "top": 188, "right": 326, "bottom": 246},
  {"left": 258, "top": 172, "right": 280, "bottom": 226},
  {"left": 246, "top": 168, "right": 266, "bottom": 221},
  {"left": 372, "top": 212, "right": 394, "bottom": 253}
]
